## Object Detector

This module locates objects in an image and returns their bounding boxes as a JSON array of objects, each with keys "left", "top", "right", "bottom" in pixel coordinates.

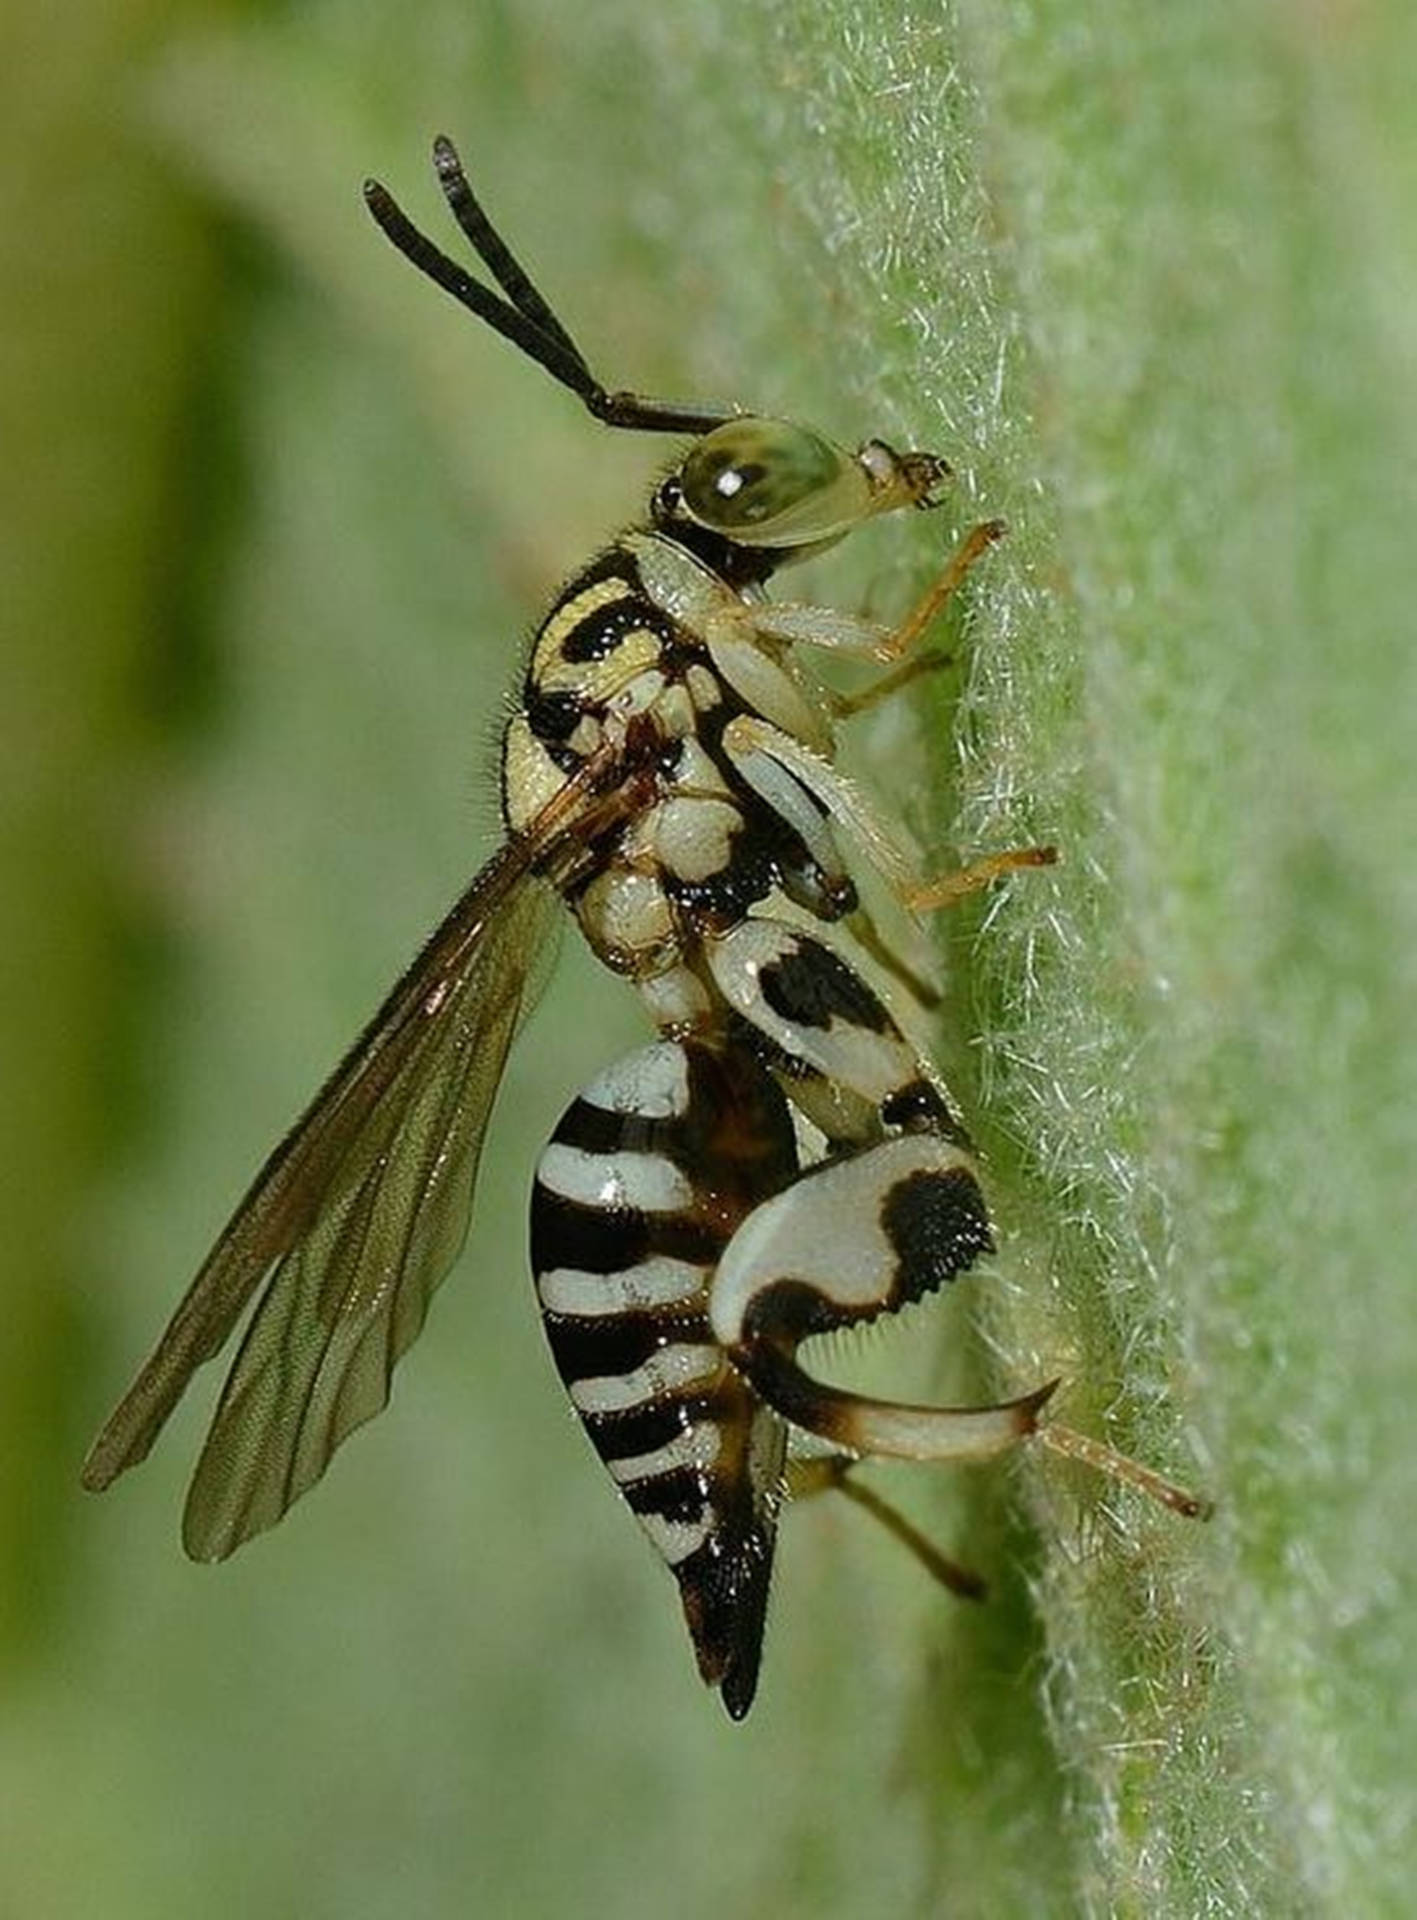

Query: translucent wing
[{"left": 82, "top": 765, "right": 636, "bottom": 1559}]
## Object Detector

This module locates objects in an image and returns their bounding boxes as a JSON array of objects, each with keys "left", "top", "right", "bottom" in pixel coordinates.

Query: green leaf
[{"left": 18, "top": 3, "right": 1414, "bottom": 1914}]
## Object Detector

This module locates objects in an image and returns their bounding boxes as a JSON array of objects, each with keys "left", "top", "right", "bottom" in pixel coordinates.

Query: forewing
[
  {"left": 177, "top": 875, "right": 558, "bottom": 1558},
  {"left": 82, "top": 736, "right": 650, "bottom": 1555},
  {"left": 81, "top": 838, "right": 561, "bottom": 1554}
]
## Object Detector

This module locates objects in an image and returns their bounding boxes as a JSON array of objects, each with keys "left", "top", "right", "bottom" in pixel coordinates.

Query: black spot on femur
[
  {"left": 880, "top": 1077, "right": 951, "bottom": 1130},
  {"left": 740, "top": 1276, "right": 848, "bottom": 1343},
  {"left": 878, "top": 1078, "right": 974, "bottom": 1149},
  {"left": 881, "top": 1168, "right": 994, "bottom": 1305},
  {"left": 758, "top": 938, "right": 892, "bottom": 1035}
]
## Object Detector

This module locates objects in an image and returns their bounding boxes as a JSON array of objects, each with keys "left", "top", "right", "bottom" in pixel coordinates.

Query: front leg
[
  {"left": 697, "top": 517, "right": 1008, "bottom": 754},
  {"left": 714, "top": 518, "right": 1009, "bottom": 665},
  {"left": 906, "top": 844, "right": 1058, "bottom": 913}
]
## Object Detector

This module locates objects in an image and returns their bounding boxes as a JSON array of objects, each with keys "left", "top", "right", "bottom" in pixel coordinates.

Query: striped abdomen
[{"left": 530, "top": 1037, "right": 799, "bottom": 1718}]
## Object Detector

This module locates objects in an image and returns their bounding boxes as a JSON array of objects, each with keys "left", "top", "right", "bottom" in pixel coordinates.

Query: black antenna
[{"left": 364, "top": 137, "right": 743, "bottom": 437}]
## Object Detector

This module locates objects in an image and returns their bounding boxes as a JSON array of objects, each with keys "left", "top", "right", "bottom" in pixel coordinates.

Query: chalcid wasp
[{"left": 83, "top": 138, "right": 1208, "bottom": 1719}]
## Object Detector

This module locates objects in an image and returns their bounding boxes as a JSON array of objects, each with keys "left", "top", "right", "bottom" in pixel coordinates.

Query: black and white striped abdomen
[{"left": 529, "top": 1037, "right": 799, "bottom": 1718}]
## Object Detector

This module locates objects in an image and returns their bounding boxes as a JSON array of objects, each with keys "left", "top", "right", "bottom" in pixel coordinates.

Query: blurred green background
[{"left": 5, "top": 2, "right": 1416, "bottom": 1914}]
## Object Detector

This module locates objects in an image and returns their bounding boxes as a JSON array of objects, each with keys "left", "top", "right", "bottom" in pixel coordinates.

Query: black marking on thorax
[
  {"left": 879, "top": 1076, "right": 973, "bottom": 1149},
  {"left": 522, "top": 687, "right": 582, "bottom": 743},
  {"left": 522, "top": 541, "right": 848, "bottom": 935},
  {"left": 525, "top": 547, "right": 672, "bottom": 698},
  {"left": 560, "top": 592, "right": 675, "bottom": 665}
]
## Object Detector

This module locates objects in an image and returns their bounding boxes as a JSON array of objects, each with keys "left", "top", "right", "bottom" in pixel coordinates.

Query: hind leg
[
  {"left": 704, "top": 918, "right": 1211, "bottom": 1521},
  {"left": 787, "top": 1453, "right": 987, "bottom": 1601}
]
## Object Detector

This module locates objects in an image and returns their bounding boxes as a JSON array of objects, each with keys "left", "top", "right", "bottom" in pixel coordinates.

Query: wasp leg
[
  {"left": 705, "top": 1131, "right": 1058, "bottom": 1460},
  {"left": 724, "top": 518, "right": 1008, "bottom": 665},
  {"left": 756, "top": 1339, "right": 1207, "bottom": 1516},
  {"left": 871, "top": 517, "right": 1008, "bottom": 662},
  {"left": 705, "top": 917, "right": 969, "bottom": 1147},
  {"left": 827, "top": 649, "right": 954, "bottom": 720},
  {"left": 719, "top": 712, "right": 1053, "bottom": 929},
  {"left": 1035, "top": 1422, "right": 1213, "bottom": 1520},
  {"left": 709, "top": 1149, "right": 1210, "bottom": 1519},
  {"left": 757, "top": 1353, "right": 1059, "bottom": 1464},
  {"left": 787, "top": 1453, "right": 986, "bottom": 1600},
  {"left": 703, "top": 925, "right": 1213, "bottom": 1520},
  {"left": 720, "top": 714, "right": 915, "bottom": 895},
  {"left": 905, "top": 844, "right": 1058, "bottom": 913},
  {"left": 843, "top": 901, "right": 941, "bottom": 1010}
]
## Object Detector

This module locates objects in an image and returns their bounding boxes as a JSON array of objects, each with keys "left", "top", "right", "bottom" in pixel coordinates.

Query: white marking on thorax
[
  {"left": 503, "top": 713, "right": 571, "bottom": 833},
  {"left": 650, "top": 681, "right": 697, "bottom": 739},
  {"left": 541, "top": 633, "right": 665, "bottom": 706},
  {"left": 671, "top": 736, "right": 732, "bottom": 798},
  {"left": 532, "top": 576, "right": 635, "bottom": 678},
  {"left": 607, "top": 664, "right": 667, "bottom": 715},
  {"left": 686, "top": 663, "right": 722, "bottom": 712},
  {"left": 653, "top": 797, "right": 742, "bottom": 884}
]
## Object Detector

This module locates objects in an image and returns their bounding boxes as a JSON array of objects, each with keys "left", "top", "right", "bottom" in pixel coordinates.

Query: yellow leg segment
[
  {"left": 874, "top": 517, "right": 1009, "bottom": 662},
  {"left": 788, "top": 1454, "right": 987, "bottom": 1600},
  {"left": 906, "top": 844, "right": 1058, "bottom": 913}
]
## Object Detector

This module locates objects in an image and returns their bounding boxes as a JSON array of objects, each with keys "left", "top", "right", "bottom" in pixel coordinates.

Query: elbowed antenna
[{"left": 363, "top": 136, "right": 744, "bottom": 436}]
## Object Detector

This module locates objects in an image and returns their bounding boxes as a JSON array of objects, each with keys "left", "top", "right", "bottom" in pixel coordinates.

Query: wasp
[{"left": 83, "top": 137, "right": 1208, "bottom": 1719}]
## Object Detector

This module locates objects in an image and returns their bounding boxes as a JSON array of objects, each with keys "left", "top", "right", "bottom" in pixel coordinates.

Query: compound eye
[{"left": 677, "top": 419, "right": 870, "bottom": 548}]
